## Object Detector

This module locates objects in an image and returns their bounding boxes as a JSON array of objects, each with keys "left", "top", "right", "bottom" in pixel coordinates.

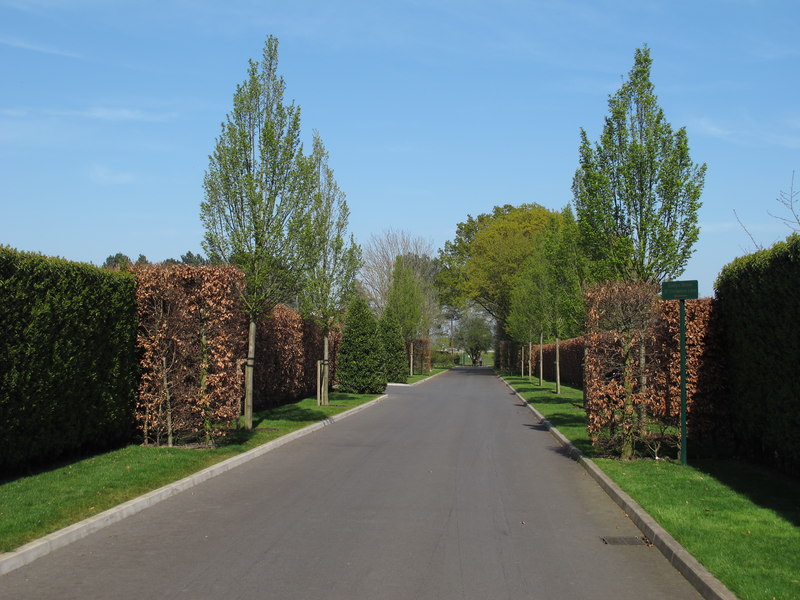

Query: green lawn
[
  {"left": 597, "top": 458, "right": 800, "bottom": 600},
  {"left": 0, "top": 392, "right": 379, "bottom": 553},
  {"left": 502, "top": 374, "right": 800, "bottom": 600}
]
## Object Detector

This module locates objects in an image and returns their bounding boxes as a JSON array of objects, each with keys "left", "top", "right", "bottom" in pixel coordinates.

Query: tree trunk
[
  {"left": 322, "top": 334, "right": 330, "bottom": 406},
  {"left": 555, "top": 336, "right": 561, "bottom": 394},
  {"left": 538, "top": 331, "right": 544, "bottom": 387},
  {"left": 528, "top": 341, "right": 532, "bottom": 380},
  {"left": 316, "top": 360, "right": 322, "bottom": 406},
  {"left": 162, "top": 354, "right": 173, "bottom": 448},
  {"left": 637, "top": 339, "right": 648, "bottom": 434},
  {"left": 244, "top": 318, "right": 256, "bottom": 430},
  {"left": 621, "top": 341, "right": 636, "bottom": 460},
  {"left": 200, "top": 324, "right": 211, "bottom": 446}
]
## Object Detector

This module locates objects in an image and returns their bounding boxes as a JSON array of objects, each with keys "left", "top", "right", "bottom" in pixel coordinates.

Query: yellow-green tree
[{"left": 462, "top": 204, "right": 555, "bottom": 326}]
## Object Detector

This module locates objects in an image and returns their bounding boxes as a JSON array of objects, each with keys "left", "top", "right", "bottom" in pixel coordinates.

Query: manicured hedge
[
  {"left": 537, "top": 337, "right": 584, "bottom": 388},
  {"left": 254, "top": 304, "right": 339, "bottom": 409},
  {"left": 134, "top": 265, "right": 245, "bottom": 445},
  {"left": 0, "top": 247, "right": 138, "bottom": 472},
  {"left": 715, "top": 234, "right": 800, "bottom": 474},
  {"left": 651, "top": 297, "right": 731, "bottom": 457}
]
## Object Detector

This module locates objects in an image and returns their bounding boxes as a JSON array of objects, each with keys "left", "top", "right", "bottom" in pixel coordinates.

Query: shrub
[
  {"left": 0, "top": 247, "right": 138, "bottom": 472},
  {"left": 431, "top": 349, "right": 453, "bottom": 368},
  {"left": 336, "top": 296, "right": 386, "bottom": 394},
  {"left": 584, "top": 281, "right": 730, "bottom": 461},
  {"left": 253, "top": 304, "right": 339, "bottom": 409},
  {"left": 379, "top": 312, "right": 407, "bottom": 384}
]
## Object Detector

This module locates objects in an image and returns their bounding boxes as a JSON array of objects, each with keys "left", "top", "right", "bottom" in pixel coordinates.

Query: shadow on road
[{"left": 451, "top": 366, "right": 495, "bottom": 375}]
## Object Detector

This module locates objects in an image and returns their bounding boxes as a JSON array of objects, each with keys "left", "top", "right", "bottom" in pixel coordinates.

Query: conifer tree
[
  {"left": 379, "top": 311, "right": 407, "bottom": 384},
  {"left": 336, "top": 295, "right": 386, "bottom": 394}
]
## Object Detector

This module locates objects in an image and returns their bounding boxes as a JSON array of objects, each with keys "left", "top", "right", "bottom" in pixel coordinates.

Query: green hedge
[
  {"left": 715, "top": 234, "right": 800, "bottom": 474},
  {"left": 0, "top": 247, "right": 138, "bottom": 473}
]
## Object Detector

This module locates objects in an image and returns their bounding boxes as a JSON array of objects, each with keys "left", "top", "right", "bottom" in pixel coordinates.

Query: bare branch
[{"left": 733, "top": 208, "right": 764, "bottom": 252}]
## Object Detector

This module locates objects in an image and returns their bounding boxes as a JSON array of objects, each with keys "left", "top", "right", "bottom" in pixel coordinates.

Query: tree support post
[{"left": 245, "top": 319, "right": 256, "bottom": 430}]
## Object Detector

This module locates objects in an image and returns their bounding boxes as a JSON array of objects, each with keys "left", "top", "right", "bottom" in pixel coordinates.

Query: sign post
[{"left": 661, "top": 280, "right": 698, "bottom": 466}]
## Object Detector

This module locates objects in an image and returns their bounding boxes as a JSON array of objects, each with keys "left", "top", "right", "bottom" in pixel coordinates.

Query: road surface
[{"left": 0, "top": 367, "right": 700, "bottom": 599}]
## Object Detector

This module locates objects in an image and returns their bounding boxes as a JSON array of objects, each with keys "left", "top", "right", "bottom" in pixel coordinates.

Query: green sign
[
  {"left": 661, "top": 279, "right": 699, "bottom": 465},
  {"left": 661, "top": 280, "right": 698, "bottom": 301}
]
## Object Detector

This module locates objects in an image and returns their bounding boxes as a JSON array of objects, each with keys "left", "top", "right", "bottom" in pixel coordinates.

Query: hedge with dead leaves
[
  {"left": 253, "top": 304, "right": 339, "bottom": 409},
  {"left": 134, "top": 265, "right": 245, "bottom": 446},
  {"left": 583, "top": 281, "right": 729, "bottom": 459}
]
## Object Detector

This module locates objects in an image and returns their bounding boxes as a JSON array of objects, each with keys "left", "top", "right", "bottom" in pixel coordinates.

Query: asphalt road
[{"left": 0, "top": 367, "right": 701, "bottom": 599}]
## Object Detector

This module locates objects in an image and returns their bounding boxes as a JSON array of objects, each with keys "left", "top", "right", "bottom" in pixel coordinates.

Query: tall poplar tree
[
  {"left": 201, "top": 35, "right": 310, "bottom": 429},
  {"left": 384, "top": 256, "right": 424, "bottom": 376},
  {"left": 298, "top": 131, "right": 362, "bottom": 405},
  {"left": 572, "top": 46, "right": 706, "bottom": 283}
]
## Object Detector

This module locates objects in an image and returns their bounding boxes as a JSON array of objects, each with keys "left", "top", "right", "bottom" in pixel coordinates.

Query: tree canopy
[
  {"left": 437, "top": 203, "right": 556, "bottom": 327},
  {"left": 455, "top": 311, "right": 493, "bottom": 361},
  {"left": 297, "top": 131, "right": 362, "bottom": 335},
  {"left": 572, "top": 46, "right": 706, "bottom": 283},
  {"left": 201, "top": 35, "right": 310, "bottom": 319}
]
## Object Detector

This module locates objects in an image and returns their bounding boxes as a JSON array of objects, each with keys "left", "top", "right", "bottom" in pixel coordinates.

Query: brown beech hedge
[
  {"left": 583, "top": 281, "right": 729, "bottom": 459},
  {"left": 133, "top": 265, "right": 338, "bottom": 444},
  {"left": 134, "top": 265, "right": 246, "bottom": 446}
]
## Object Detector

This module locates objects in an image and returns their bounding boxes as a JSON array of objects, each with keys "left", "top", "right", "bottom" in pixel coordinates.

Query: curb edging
[
  {"left": 502, "top": 378, "right": 738, "bottom": 600},
  {"left": 0, "top": 393, "right": 389, "bottom": 576}
]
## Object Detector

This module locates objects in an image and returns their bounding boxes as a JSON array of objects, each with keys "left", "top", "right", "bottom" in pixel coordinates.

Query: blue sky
[{"left": 1, "top": 0, "right": 798, "bottom": 297}]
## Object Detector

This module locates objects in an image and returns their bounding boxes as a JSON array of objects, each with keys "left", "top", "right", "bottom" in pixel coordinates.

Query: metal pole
[{"left": 680, "top": 298, "right": 688, "bottom": 466}]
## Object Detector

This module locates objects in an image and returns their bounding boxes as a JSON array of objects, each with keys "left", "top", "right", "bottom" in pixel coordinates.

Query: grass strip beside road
[
  {"left": 0, "top": 392, "right": 380, "bottom": 553},
  {"left": 407, "top": 367, "right": 449, "bottom": 385},
  {"left": 502, "top": 375, "right": 594, "bottom": 456},
  {"left": 502, "top": 374, "right": 800, "bottom": 600}
]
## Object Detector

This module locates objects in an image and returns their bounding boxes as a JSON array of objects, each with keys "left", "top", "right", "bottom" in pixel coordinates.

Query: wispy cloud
[
  {"left": 700, "top": 221, "right": 739, "bottom": 234},
  {"left": 88, "top": 164, "right": 136, "bottom": 185},
  {"left": 744, "top": 34, "right": 800, "bottom": 61},
  {"left": 1, "top": 105, "right": 177, "bottom": 123},
  {"left": 688, "top": 117, "right": 735, "bottom": 139},
  {"left": 687, "top": 115, "right": 800, "bottom": 149},
  {"left": 44, "top": 107, "right": 176, "bottom": 122},
  {"left": 0, "top": 34, "right": 83, "bottom": 59}
]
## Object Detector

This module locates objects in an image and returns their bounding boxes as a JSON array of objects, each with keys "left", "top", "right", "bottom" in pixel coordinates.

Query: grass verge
[
  {"left": 407, "top": 367, "right": 449, "bottom": 385},
  {"left": 502, "top": 374, "right": 800, "bottom": 600},
  {"left": 502, "top": 375, "right": 594, "bottom": 456},
  {"left": 0, "top": 392, "right": 379, "bottom": 553}
]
